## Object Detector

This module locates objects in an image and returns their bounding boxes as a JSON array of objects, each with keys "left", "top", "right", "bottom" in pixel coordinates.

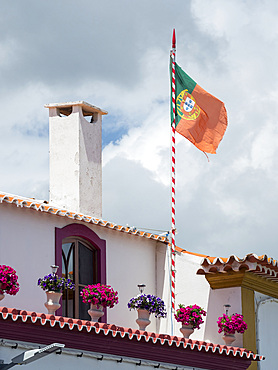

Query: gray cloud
[{"left": 1, "top": 0, "right": 278, "bottom": 260}]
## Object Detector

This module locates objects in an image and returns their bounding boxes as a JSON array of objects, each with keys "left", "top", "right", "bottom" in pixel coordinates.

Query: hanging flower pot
[
  {"left": 136, "top": 308, "right": 151, "bottom": 331},
  {"left": 88, "top": 304, "right": 104, "bottom": 322},
  {"left": 175, "top": 304, "right": 206, "bottom": 339},
  {"left": 0, "top": 265, "right": 20, "bottom": 302},
  {"left": 80, "top": 283, "right": 119, "bottom": 322}
]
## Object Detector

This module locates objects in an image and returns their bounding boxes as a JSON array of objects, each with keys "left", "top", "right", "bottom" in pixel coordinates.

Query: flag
[{"left": 171, "top": 62, "right": 228, "bottom": 154}]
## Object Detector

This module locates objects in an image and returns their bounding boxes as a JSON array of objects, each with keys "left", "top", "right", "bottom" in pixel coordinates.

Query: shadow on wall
[
  {"left": 155, "top": 243, "right": 167, "bottom": 333},
  {"left": 204, "top": 287, "right": 242, "bottom": 347},
  {"left": 256, "top": 297, "right": 278, "bottom": 370}
]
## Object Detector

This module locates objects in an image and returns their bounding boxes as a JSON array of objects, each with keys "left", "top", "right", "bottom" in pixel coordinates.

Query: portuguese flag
[{"left": 171, "top": 62, "right": 228, "bottom": 154}]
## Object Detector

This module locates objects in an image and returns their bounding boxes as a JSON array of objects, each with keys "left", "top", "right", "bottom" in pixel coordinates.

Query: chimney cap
[{"left": 44, "top": 101, "right": 108, "bottom": 116}]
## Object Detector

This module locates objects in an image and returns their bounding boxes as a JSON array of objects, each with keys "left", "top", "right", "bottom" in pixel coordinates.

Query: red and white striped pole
[{"left": 170, "top": 29, "right": 176, "bottom": 314}]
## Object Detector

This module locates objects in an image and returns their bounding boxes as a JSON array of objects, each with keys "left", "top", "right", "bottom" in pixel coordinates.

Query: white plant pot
[
  {"left": 44, "top": 291, "right": 62, "bottom": 315},
  {"left": 180, "top": 324, "right": 194, "bottom": 339},
  {"left": 88, "top": 304, "right": 104, "bottom": 322},
  {"left": 136, "top": 309, "right": 151, "bottom": 331},
  {"left": 222, "top": 334, "right": 236, "bottom": 346}
]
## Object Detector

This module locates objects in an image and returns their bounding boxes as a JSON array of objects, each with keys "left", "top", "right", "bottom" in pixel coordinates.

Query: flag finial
[{"left": 172, "top": 29, "right": 176, "bottom": 49}]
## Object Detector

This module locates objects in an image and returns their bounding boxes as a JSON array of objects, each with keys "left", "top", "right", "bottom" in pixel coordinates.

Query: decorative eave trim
[
  {"left": 197, "top": 253, "right": 278, "bottom": 284},
  {"left": 0, "top": 307, "right": 264, "bottom": 364}
]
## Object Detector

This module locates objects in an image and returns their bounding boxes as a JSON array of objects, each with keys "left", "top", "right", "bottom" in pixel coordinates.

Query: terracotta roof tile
[
  {"left": 197, "top": 253, "right": 278, "bottom": 281},
  {"left": 0, "top": 192, "right": 168, "bottom": 244},
  {"left": 0, "top": 307, "right": 264, "bottom": 362}
]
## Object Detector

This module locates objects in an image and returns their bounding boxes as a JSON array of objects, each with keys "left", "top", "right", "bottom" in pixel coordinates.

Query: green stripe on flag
[
  {"left": 170, "top": 60, "right": 197, "bottom": 126},
  {"left": 175, "top": 63, "right": 196, "bottom": 95}
]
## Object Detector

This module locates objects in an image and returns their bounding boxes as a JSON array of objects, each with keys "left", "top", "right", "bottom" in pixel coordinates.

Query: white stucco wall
[
  {"left": 97, "top": 227, "right": 165, "bottom": 331},
  {"left": 158, "top": 251, "right": 211, "bottom": 339},
  {"left": 0, "top": 202, "right": 166, "bottom": 332},
  {"left": 255, "top": 293, "right": 278, "bottom": 370},
  {"left": 0, "top": 204, "right": 56, "bottom": 312},
  {"left": 0, "top": 201, "right": 246, "bottom": 344},
  {"left": 204, "top": 287, "right": 242, "bottom": 347},
  {"left": 48, "top": 104, "right": 102, "bottom": 218},
  {"left": 159, "top": 250, "right": 243, "bottom": 345}
]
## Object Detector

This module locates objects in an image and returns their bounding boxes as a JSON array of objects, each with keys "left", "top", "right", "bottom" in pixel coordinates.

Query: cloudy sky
[{"left": 1, "top": 0, "right": 278, "bottom": 259}]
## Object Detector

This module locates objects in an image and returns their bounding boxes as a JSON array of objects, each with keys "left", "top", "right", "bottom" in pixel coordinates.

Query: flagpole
[{"left": 170, "top": 29, "right": 176, "bottom": 316}]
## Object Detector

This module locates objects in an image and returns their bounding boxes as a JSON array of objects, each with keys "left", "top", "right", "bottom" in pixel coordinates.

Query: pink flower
[
  {"left": 0, "top": 265, "right": 20, "bottom": 296},
  {"left": 217, "top": 313, "right": 247, "bottom": 334},
  {"left": 174, "top": 304, "right": 206, "bottom": 330},
  {"left": 80, "top": 284, "right": 118, "bottom": 308}
]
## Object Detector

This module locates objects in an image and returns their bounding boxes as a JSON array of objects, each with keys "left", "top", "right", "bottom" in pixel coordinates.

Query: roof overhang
[
  {"left": 0, "top": 307, "right": 263, "bottom": 370},
  {"left": 197, "top": 254, "right": 278, "bottom": 297}
]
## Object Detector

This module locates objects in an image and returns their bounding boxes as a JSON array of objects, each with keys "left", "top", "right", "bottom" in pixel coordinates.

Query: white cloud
[{"left": 1, "top": 0, "right": 278, "bottom": 259}]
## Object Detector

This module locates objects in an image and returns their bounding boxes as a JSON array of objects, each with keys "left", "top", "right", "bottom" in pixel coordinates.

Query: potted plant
[
  {"left": 127, "top": 294, "right": 167, "bottom": 331},
  {"left": 0, "top": 265, "right": 20, "bottom": 301},
  {"left": 217, "top": 313, "right": 247, "bottom": 346},
  {"left": 38, "top": 271, "right": 75, "bottom": 315},
  {"left": 175, "top": 304, "right": 206, "bottom": 338},
  {"left": 80, "top": 283, "right": 119, "bottom": 322}
]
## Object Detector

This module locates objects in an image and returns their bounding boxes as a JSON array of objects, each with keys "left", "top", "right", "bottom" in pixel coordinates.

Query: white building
[{"left": 0, "top": 101, "right": 267, "bottom": 369}]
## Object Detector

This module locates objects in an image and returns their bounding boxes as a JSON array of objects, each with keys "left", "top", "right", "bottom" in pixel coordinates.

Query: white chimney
[{"left": 45, "top": 101, "right": 107, "bottom": 218}]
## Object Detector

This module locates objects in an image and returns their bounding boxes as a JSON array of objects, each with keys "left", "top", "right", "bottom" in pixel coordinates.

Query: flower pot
[
  {"left": 222, "top": 333, "right": 236, "bottom": 346},
  {"left": 44, "top": 291, "right": 62, "bottom": 315},
  {"left": 136, "top": 309, "right": 151, "bottom": 331},
  {"left": 88, "top": 304, "right": 104, "bottom": 322},
  {"left": 180, "top": 324, "right": 194, "bottom": 339}
]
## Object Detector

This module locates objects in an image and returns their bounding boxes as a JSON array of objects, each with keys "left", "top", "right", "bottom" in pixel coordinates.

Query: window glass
[
  {"left": 79, "top": 241, "right": 95, "bottom": 286},
  {"left": 79, "top": 286, "right": 90, "bottom": 320},
  {"left": 62, "top": 242, "right": 74, "bottom": 280},
  {"left": 62, "top": 242, "right": 75, "bottom": 317}
]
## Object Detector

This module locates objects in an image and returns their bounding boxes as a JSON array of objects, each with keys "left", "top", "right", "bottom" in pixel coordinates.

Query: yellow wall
[{"left": 241, "top": 287, "right": 257, "bottom": 370}]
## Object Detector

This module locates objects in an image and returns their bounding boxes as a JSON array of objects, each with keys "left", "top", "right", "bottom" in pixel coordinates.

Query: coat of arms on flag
[
  {"left": 184, "top": 97, "right": 194, "bottom": 112},
  {"left": 176, "top": 90, "right": 201, "bottom": 122}
]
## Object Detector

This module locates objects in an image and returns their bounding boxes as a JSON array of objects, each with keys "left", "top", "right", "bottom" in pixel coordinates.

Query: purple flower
[
  {"left": 127, "top": 294, "right": 167, "bottom": 318},
  {"left": 38, "top": 273, "right": 75, "bottom": 292}
]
